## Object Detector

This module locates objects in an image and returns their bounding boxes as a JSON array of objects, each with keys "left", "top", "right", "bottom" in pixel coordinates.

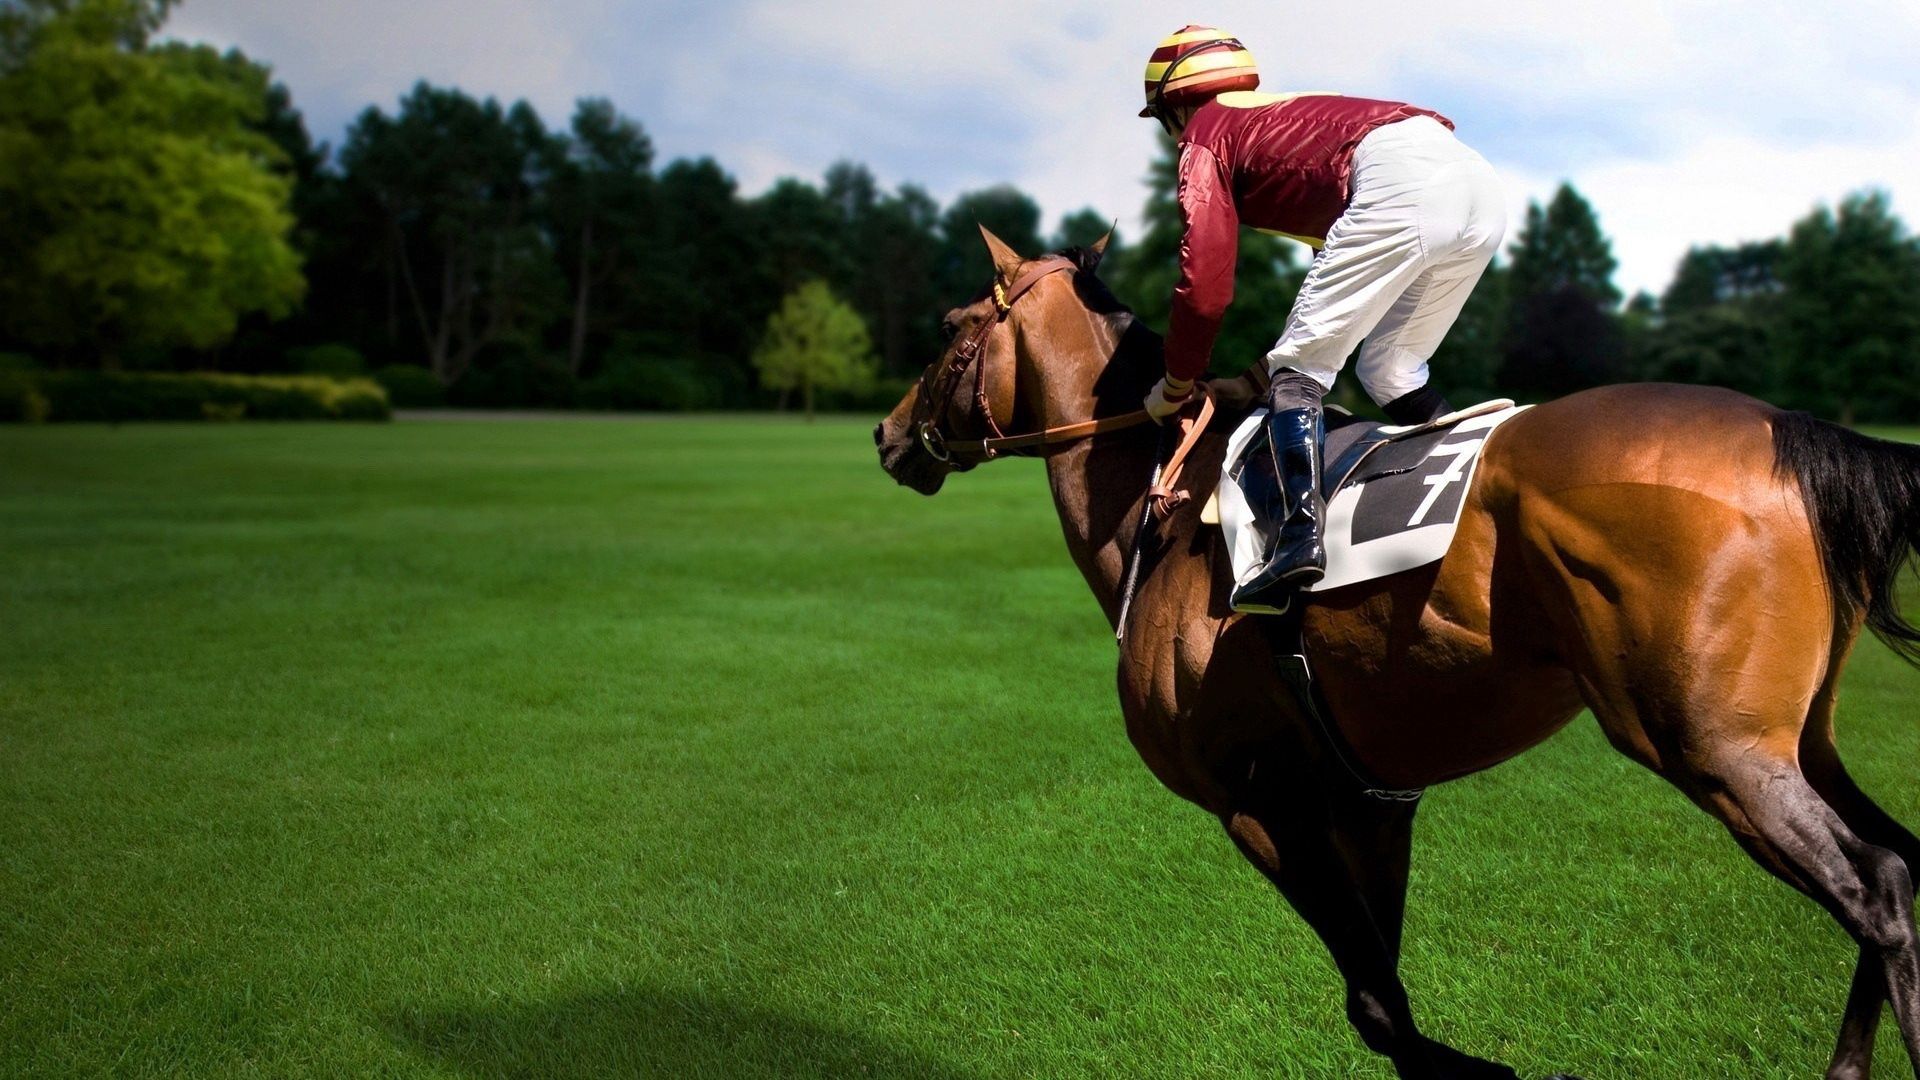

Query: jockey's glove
[{"left": 1145, "top": 374, "right": 1194, "bottom": 423}]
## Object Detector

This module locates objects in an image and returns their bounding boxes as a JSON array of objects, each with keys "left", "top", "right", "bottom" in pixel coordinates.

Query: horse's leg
[
  {"left": 1584, "top": 657, "right": 1920, "bottom": 1074},
  {"left": 1225, "top": 794, "right": 1520, "bottom": 1080},
  {"left": 1799, "top": 677, "right": 1920, "bottom": 1080},
  {"left": 1666, "top": 744, "right": 1920, "bottom": 1075}
]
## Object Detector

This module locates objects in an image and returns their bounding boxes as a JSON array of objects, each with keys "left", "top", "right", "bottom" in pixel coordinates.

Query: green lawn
[{"left": 3, "top": 416, "right": 1918, "bottom": 1079}]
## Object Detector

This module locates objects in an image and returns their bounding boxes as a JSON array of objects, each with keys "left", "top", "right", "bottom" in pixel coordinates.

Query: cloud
[
  {"left": 161, "top": 1, "right": 1920, "bottom": 296},
  {"left": 165, "top": 0, "right": 617, "bottom": 140}
]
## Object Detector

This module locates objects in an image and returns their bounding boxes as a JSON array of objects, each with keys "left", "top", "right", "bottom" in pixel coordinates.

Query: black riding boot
[
  {"left": 1381, "top": 383, "right": 1453, "bottom": 426},
  {"left": 1230, "top": 371, "right": 1327, "bottom": 614}
]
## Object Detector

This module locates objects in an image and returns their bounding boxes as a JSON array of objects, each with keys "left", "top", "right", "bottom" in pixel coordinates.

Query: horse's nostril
[{"left": 872, "top": 423, "right": 884, "bottom": 447}]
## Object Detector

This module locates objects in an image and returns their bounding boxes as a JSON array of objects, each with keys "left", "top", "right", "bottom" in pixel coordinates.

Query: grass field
[{"left": 4, "top": 415, "right": 1920, "bottom": 1079}]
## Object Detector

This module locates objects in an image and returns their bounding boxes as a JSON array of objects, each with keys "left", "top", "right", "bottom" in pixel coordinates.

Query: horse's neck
[
  {"left": 1025, "top": 293, "right": 1164, "bottom": 629},
  {"left": 1043, "top": 425, "right": 1158, "bottom": 630},
  {"left": 1044, "top": 399, "right": 1159, "bottom": 626}
]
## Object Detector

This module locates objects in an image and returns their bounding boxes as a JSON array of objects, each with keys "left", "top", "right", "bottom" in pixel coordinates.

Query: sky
[{"left": 164, "top": 0, "right": 1920, "bottom": 299}]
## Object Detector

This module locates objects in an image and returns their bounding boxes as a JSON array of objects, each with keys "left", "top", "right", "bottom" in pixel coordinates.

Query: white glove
[{"left": 1144, "top": 375, "right": 1194, "bottom": 423}]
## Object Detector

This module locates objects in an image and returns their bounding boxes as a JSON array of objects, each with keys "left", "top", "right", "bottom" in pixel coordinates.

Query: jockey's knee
[{"left": 1358, "top": 354, "right": 1430, "bottom": 406}]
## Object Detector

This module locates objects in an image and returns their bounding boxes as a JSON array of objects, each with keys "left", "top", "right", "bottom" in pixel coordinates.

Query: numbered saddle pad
[{"left": 1218, "top": 404, "right": 1531, "bottom": 594}]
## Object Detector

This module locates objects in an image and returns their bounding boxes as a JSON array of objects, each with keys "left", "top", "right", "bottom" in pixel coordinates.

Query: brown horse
[{"left": 876, "top": 228, "right": 1920, "bottom": 1079}]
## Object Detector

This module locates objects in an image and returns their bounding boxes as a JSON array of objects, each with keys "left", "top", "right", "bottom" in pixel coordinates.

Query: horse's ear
[
  {"left": 1088, "top": 225, "right": 1116, "bottom": 265},
  {"left": 978, "top": 223, "right": 1024, "bottom": 281}
]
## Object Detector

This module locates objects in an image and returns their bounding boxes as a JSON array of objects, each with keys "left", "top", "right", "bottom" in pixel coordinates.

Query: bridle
[
  {"left": 910, "top": 256, "right": 1153, "bottom": 463},
  {"left": 907, "top": 253, "right": 1219, "bottom": 529}
]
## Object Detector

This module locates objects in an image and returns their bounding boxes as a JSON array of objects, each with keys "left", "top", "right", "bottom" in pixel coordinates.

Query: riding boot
[
  {"left": 1230, "top": 370, "right": 1328, "bottom": 614},
  {"left": 1381, "top": 383, "right": 1453, "bottom": 427}
]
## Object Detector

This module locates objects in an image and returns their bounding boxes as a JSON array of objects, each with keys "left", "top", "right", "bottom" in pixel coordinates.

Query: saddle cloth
[{"left": 1208, "top": 400, "right": 1530, "bottom": 593}]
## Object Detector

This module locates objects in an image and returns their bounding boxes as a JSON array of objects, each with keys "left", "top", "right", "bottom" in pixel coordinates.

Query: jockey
[{"left": 1138, "top": 26, "right": 1506, "bottom": 614}]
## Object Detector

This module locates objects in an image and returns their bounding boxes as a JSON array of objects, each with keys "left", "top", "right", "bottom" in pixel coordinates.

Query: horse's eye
[{"left": 940, "top": 316, "right": 960, "bottom": 341}]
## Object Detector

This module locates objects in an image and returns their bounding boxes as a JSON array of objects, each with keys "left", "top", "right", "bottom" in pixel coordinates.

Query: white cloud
[{"left": 164, "top": 0, "right": 615, "bottom": 137}]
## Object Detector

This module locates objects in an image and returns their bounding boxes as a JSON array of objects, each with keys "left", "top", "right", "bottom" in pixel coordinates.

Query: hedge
[{"left": 0, "top": 371, "right": 391, "bottom": 423}]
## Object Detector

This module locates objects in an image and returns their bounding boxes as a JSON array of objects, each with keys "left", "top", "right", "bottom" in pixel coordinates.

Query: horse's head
[{"left": 875, "top": 225, "right": 1119, "bottom": 494}]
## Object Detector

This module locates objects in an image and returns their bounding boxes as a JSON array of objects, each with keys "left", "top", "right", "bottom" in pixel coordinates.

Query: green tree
[
  {"left": 1501, "top": 183, "right": 1625, "bottom": 396},
  {"left": 937, "top": 185, "right": 1045, "bottom": 302},
  {"left": 0, "top": 0, "right": 303, "bottom": 366},
  {"left": 863, "top": 183, "right": 942, "bottom": 377},
  {"left": 337, "top": 83, "right": 565, "bottom": 386},
  {"left": 1634, "top": 305, "right": 1779, "bottom": 399},
  {"left": 547, "top": 97, "right": 652, "bottom": 377},
  {"left": 1661, "top": 240, "right": 1782, "bottom": 315},
  {"left": 753, "top": 177, "right": 848, "bottom": 297},
  {"left": 1776, "top": 191, "right": 1920, "bottom": 424},
  {"left": 753, "top": 281, "right": 876, "bottom": 419},
  {"left": 1428, "top": 262, "right": 1510, "bottom": 401},
  {"left": 1053, "top": 207, "right": 1119, "bottom": 255}
]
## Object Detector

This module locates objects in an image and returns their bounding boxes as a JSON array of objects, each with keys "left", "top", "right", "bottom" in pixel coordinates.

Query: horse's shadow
[{"left": 385, "top": 983, "right": 978, "bottom": 1079}]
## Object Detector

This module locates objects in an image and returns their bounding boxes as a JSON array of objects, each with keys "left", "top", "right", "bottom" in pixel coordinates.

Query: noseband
[{"left": 912, "top": 256, "right": 1153, "bottom": 462}]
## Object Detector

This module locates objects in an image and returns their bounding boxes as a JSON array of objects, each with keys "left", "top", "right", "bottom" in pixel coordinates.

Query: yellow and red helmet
[{"left": 1139, "top": 25, "right": 1260, "bottom": 119}]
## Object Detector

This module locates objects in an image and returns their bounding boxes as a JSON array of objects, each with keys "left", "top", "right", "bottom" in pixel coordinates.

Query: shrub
[
  {"left": 4, "top": 372, "right": 390, "bottom": 422},
  {"left": 0, "top": 371, "right": 50, "bottom": 422},
  {"left": 289, "top": 343, "right": 368, "bottom": 378},
  {"left": 447, "top": 343, "right": 574, "bottom": 408},
  {"left": 577, "top": 353, "right": 722, "bottom": 411},
  {"left": 374, "top": 364, "right": 445, "bottom": 408}
]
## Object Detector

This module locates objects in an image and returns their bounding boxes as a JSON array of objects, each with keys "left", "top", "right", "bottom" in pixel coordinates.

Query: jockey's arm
[{"left": 1166, "top": 142, "right": 1240, "bottom": 383}]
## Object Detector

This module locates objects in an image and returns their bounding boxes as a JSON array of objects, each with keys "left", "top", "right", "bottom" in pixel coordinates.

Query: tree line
[{"left": 4, "top": 0, "right": 1919, "bottom": 421}]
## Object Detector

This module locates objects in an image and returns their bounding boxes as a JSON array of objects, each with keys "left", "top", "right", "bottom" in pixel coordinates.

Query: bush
[
  {"left": 0, "top": 371, "right": 51, "bottom": 422},
  {"left": 374, "top": 364, "right": 445, "bottom": 408},
  {"left": 0, "top": 352, "right": 39, "bottom": 373},
  {"left": 577, "top": 353, "right": 724, "bottom": 411},
  {"left": 289, "top": 343, "right": 367, "bottom": 378},
  {"left": 3, "top": 372, "right": 390, "bottom": 422},
  {"left": 446, "top": 343, "right": 574, "bottom": 408}
]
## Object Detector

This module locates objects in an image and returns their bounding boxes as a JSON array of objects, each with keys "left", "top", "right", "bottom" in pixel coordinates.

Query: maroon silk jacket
[{"left": 1165, "top": 92, "right": 1453, "bottom": 380}]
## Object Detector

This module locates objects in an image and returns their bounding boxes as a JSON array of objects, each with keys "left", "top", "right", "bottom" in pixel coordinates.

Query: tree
[
  {"left": 1634, "top": 304, "right": 1779, "bottom": 399},
  {"left": 752, "top": 177, "right": 848, "bottom": 297},
  {"left": 1776, "top": 192, "right": 1920, "bottom": 424},
  {"left": 1428, "top": 262, "right": 1510, "bottom": 401},
  {"left": 0, "top": 0, "right": 303, "bottom": 366},
  {"left": 336, "top": 83, "right": 565, "bottom": 385},
  {"left": 547, "top": 98, "right": 652, "bottom": 377},
  {"left": 1501, "top": 183, "right": 1626, "bottom": 396},
  {"left": 752, "top": 281, "right": 876, "bottom": 419},
  {"left": 937, "top": 185, "right": 1045, "bottom": 302},
  {"left": 1661, "top": 241, "right": 1782, "bottom": 315},
  {"left": 1053, "top": 207, "right": 1119, "bottom": 254}
]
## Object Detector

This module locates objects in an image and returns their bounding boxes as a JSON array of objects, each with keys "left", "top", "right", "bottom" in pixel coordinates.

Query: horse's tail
[{"left": 1773, "top": 410, "right": 1920, "bottom": 665}]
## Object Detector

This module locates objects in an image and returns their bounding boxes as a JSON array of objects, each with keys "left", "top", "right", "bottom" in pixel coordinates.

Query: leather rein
[{"left": 911, "top": 255, "right": 1216, "bottom": 521}]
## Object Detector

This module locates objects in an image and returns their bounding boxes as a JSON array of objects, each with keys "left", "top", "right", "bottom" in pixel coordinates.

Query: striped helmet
[{"left": 1139, "top": 25, "right": 1260, "bottom": 118}]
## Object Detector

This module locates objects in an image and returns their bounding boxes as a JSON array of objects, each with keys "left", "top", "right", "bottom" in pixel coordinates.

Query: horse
[{"left": 874, "top": 226, "right": 1920, "bottom": 1079}]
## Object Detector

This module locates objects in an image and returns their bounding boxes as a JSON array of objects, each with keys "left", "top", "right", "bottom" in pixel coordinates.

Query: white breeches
[{"left": 1263, "top": 115, "right": 1507, "bottom": 406}]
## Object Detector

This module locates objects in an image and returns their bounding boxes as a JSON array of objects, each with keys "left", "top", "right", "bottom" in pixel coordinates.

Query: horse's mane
[
  {"left": 1046, "top": 246, "right": 1165, "bottom": 399},
  {"left": 1053, "top": 245, "right": 1134, "bottom": 319}
]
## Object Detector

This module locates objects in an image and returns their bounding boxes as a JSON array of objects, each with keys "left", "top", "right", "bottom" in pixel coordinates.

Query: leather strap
[{"left": 1148, "top": 386, "right": 1216, "bottom": 519}]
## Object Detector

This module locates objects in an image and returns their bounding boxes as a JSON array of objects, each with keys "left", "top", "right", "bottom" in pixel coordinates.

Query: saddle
[{"left": 1207, "top": 399, "right": 1528, "bottom": 593}]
